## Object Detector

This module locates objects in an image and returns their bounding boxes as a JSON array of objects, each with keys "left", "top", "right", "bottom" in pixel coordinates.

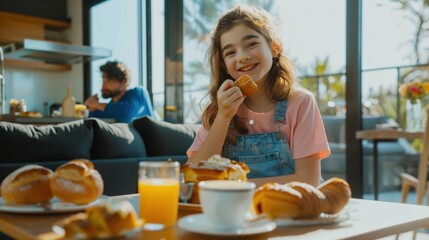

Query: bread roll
[
  {"left": 182, "top": 154, "right": 249, "bottom": 204},
  {"left": 318, "top": 177, "right": 351, "bottom": 214},
  {"left": 59, "top": 200, "right": 143, "bottom": 238},
  {"left": 51, "top": 159, "right": 103, "bottom": 205},
  {"left": 1, "top": 165, "right": 53, "bottom": 204},
  {"left": 235, "top": 74, "right": 258, "bottom": 96}
]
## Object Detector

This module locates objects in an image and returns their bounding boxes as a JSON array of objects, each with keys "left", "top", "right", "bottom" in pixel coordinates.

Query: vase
[{"left": 406, "top": 99, "right": 422, "bottom": 132}]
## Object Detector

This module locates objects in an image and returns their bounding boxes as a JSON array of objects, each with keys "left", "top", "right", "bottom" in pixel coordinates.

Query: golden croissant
[{"left": 252, "top": 177, "right": 351, "bottom": 219}]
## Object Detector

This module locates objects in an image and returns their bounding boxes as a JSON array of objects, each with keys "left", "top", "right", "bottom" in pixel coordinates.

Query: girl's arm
[
  {"left": 249, "top": 153, "right": 322, "bottom": 187},
  {"left": 188, "top": 80, "right": 244, "bottom": 164}
]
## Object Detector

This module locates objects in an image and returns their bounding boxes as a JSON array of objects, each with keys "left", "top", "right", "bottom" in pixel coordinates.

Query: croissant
[
  {"left": 318, "top": 177, "right": 351, "bottom": 214},
  {"left": 252, "top": 177, "right": 351, "bottom": 219}
]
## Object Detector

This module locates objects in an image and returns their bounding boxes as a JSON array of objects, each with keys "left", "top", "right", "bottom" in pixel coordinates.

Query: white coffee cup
[{"left": 198, "top": 180, "right": 256, "bottom": 229}]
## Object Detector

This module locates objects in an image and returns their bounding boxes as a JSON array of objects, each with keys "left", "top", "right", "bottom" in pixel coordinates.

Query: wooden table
[
  {"left": 1, "top": 194, "right": 429, "bottom": 240},
  {"left": 356, "top": 129, "right": 423, "bottom": 200}
]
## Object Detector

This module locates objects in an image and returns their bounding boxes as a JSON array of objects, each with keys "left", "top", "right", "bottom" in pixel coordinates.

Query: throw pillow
[
  {"left": 86, "top": 118, "right": 147, "bottom": 159},
  {"left": 132, "top": 116, "right": 200, "bottom": 156},
  {"left": 0, "top": 120, "right": 93, "bottom": 163}
]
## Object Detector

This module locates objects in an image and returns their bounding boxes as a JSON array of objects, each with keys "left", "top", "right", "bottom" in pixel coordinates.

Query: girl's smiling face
[{"left": 220, "top": 23, "right": 276, "bottom": 84}]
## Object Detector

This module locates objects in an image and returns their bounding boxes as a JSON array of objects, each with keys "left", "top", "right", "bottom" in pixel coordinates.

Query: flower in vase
[{"left": 399, "top": 80, "right": 429, "bottom": 104}]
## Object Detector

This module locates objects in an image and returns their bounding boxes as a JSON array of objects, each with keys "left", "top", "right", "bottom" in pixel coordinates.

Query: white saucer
[
  {"left": 178, "top": 214, "right": 276, "bottom": 237},
  {"left": 275, "top": 207, "right": 351, "bottom": 226},
  {"left": 0, "top": 197, "right": 101, "bottom": 214}
]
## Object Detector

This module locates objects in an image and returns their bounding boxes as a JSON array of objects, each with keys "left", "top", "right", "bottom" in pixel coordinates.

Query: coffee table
[{"left": 0, "top": 195, "right": 429, "bottom": 239}]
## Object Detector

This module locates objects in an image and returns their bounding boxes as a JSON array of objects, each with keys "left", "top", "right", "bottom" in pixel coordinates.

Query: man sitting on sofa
[{"left": 84, "top": 60, "right": 156, "bottom": 123}]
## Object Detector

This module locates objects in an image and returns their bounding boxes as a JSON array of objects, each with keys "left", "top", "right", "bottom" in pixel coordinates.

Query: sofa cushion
[
  {"left": 322, "top": 115, "right": 389, "bottom": 144},
  {"left": 362, "top": 116, "right": 389, "bottom": 130},
  {"left": 0, "top": 120, "right": 93, "bottom": 163},
  {"left": 0, "top": 158, "right": 141, "bottom": 196},
  {"left": 132, "top": 116, "right": 200, "bottom": 157},
  {"left": 85, "top": 118, "right": 146, "bottom": 159},
  {"left": 322, "top": 115, "right": 346, "bottom": 143}
]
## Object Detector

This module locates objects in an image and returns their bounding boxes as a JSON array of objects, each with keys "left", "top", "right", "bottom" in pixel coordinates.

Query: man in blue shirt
[{"left": 84, "top": 61, "right": 155, "bottom": 123}]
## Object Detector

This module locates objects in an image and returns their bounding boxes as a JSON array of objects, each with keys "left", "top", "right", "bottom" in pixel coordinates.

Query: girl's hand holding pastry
[{"left": 216, "top": 79, "right": 244, "bottom": 120}]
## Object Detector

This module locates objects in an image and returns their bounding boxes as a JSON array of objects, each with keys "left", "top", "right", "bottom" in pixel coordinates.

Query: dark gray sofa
[
  {"left": 321, "top": 115, "right": 408, "bottom": 192},
  {"left": 0, "top": 117, "right": 200, "bottom": 196}
]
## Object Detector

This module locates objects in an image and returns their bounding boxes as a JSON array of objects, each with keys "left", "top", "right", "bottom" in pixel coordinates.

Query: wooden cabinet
[{"left": 0, "top": 11, "right": 72, "bottom": 71}]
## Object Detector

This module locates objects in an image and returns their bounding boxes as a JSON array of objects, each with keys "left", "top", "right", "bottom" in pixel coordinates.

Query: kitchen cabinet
[{"left": 0, "top": 11, "right": 72, "bottom": 71}]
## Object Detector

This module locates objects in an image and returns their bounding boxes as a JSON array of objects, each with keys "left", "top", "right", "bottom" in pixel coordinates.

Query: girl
[{"left": 186, "top": 4, "right": 330, "bottom": 187}]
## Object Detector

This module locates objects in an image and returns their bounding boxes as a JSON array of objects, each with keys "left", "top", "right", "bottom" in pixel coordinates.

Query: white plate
[
  {"left": 178, "top": 213, "right": 276, "bottom": 237},
  {"left": 52, "top": 223, "right": 144, "bottom": 239},
  {"left": 275, "top": 209, "right": 350, "bottom": 227},
  {"left": 0, "top": 197, "right": 100, "bottom": 214}
]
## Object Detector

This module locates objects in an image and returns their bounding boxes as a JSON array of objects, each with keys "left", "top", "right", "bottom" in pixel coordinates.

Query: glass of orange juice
[{"left": 138, "top": 161, "right": 180, "bottom": 230}]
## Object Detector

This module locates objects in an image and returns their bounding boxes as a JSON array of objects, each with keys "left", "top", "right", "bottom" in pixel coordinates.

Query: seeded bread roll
[
  {"left": 235, "top": 74, "right": 258, "bottom": 96},
  {"left": 1, "top": 165, "right": 54, "bottom": 204},
  {"left": 51, "top": 159, "right": 104, "bottom": 205}
]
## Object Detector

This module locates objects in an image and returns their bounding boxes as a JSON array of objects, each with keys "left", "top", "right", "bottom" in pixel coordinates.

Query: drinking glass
[{"left": 138, "top": 161, "right": 180, "bottom": 230}]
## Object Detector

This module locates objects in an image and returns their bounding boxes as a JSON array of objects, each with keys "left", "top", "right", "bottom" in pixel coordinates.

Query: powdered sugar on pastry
[{"left": 200, "top": 154, "right": 231, "bottom": 169}]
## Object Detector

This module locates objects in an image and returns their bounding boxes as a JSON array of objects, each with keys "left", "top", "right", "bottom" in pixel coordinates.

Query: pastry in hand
[
  {"left": 1, "top": 165, "right": 53, "bottom": 204},
  {"left": 51, "top": 159, "right": 104, "bottom": 205},
  {"left": 182, "top": 154, "right": 249, "bottom": 204},
  {"left": 235, "top": 74, "right": 258, "bottom": 96},
  {"left": 58, "top": 200, "right": 143, "bottom": 239}
]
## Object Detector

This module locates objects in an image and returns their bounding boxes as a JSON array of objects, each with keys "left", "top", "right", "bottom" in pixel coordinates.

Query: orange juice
[{"left": 138, "top": 178, "right": 179, "bottom": 227}]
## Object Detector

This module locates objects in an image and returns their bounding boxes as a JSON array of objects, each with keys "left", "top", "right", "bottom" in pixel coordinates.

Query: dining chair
[
  {"left": 400, "top": 107, "right": 429, "bottom": 206},
  {"left": 398, "top": 108, "right": 429, "bottom": 240}
]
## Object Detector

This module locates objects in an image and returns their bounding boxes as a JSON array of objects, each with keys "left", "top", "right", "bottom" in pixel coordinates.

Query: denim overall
[{"left": 223, "top": 100, "right": 295, "bottom": 178}]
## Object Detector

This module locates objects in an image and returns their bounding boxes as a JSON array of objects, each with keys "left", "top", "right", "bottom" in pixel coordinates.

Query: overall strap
[
  {"left": 273, "top": 100, "right": 288, "bottom": 124},
  {"left": 273, "top": 100, "right": 287, "bottom": 138}
]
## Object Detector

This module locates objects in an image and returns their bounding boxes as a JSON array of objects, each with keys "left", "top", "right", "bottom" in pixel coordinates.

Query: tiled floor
[{"left": 364, "top": 190, "right": 429, "bottom": 240}]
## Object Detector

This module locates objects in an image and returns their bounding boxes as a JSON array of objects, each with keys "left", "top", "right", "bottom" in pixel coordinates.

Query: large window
[
  {"left": 85, "top": 0, "right": 428, "bottom": 125},
  {"left": 182, "top": 0, "right": 346, "bottom": 123},
  {"left": 151, "top": 0, "right": 166, "bottom": 119},
  {"left": 362, "top": 0, "right": 429, "bottom": 124},
  {"left": 89, "top": 0, "right": 140, "bottom": 102}
]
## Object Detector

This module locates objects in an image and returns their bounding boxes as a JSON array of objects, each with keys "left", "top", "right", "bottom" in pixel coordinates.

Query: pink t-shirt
[{"left": 187, "top": 87, "right": 331, "bottom": 160}]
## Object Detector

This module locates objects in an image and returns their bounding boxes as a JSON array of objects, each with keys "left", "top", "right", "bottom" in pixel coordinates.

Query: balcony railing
[{"left": 153, "top": 63, "right": 429, "bottom": 124}]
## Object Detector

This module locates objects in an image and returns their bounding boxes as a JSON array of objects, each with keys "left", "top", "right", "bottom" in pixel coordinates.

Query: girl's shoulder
[{"left": 288, "top": 86, "right": 315, "bottom": 103}]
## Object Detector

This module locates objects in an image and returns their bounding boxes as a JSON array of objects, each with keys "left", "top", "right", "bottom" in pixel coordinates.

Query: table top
[
  {"left": 356, "top": 128, "right": 423, "bottom": 140},
  {"left": 1, "top": 195, "right": 429, "bottom": 240}
]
